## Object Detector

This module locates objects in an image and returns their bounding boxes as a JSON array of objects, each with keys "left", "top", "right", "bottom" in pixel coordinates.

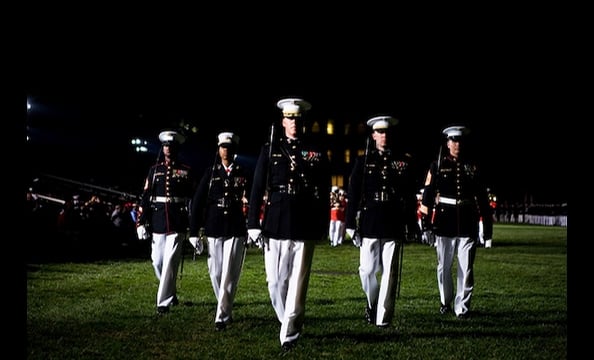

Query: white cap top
[
  {"left": 277, "top": 98, "right": 312, "bottom": 117},
  {"left": 217, "top": 132, "right": 239, "bottom": 147},
  {"left": 159, "top": 130, "right": 186, "bottom": 145},
  {"left": 366, "top": 116, "right": 398, "bottom": 130},
  {"left": 442, "top": 125, "right": 469, "bottom": 139}
]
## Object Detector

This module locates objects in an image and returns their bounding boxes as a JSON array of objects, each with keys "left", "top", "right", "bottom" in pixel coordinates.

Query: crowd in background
[
  {"left": 25, "top": 188, "right": 144, "bottom": 262},
  {"left": 492, "top": 200, "right": 568, "bottom": 227},
  {"left": 24, "top": 182, "right": 567, "bottom": 262}
]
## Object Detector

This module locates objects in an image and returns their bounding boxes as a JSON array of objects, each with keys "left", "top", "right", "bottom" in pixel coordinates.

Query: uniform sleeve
[
  {"left": 420, "top": 161, "right": 438, "bottom": 215},
  {"left": 345, "top": 156, "right": 363, "bottom": 229},
  {"left": 189, "top": 165, "right": 211, "bottom": 236},
  {"left": 403, "top": 155, "right": 421, "bottom": 231},
  {"left": 315, "top": 146, "right": 332, "bottom": 227},
  {"left": 475, "top": 169, "right": 493, "bottom": 239},
  {"left": 247, "top": 144, "right": 269, "bottom": 229},
  {"left": 137, "top": 166, "right": 155, "bottom": 226}
]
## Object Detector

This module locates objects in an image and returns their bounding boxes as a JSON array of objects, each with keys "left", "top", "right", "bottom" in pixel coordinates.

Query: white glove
[
  {"left": 248, "top": 229, "right": 263, "bottom": 248},
  {"left": 346, "top": 228, "right": 362, "bottom": 247},
  {"left": 346, "top": 228, "right": 355, "bottom": 240},
  {"left": 188, "top": 236, "right": 204, "bottom": 255},
  {"left": 136, "top": 225, "right": 150, "bottom": 240},
  {"left": 422, "top": 230, "right": 435, "bottom": 246}
]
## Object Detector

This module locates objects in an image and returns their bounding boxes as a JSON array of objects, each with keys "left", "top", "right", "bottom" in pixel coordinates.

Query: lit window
[{"left": 312, "top": 121, "right": 320, "bottom": 133}]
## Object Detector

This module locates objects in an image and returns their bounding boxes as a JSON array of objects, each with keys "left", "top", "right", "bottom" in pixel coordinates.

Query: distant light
[
  {"left": 27, "top": 101, "right": 31, "bottom": 111},
  {"left": 131, "top": 138, "right": 148, "bottom": 146},
  {"left": 135, "top": 146, "right": 148, "bottom": 153}
]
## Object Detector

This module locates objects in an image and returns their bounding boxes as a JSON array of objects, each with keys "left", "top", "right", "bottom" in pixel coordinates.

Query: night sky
[{"left": 24, "top": 15, "right": 569, "bottom": 204}]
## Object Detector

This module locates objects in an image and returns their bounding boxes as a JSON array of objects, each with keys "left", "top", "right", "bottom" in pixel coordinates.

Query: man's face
[
  {"left": 282, "top": 115, "right": 301, "bottom": 138},
  {"left": 219, "top": 145, "right": 235, "bottom": 161},
  {"left": 447, "top": 138, "right": 461, "bottom": 157},
  {"left": 372, "top": 128, "right": 388, "bottom": 149},
  {"left": 163, "top": 143, "right": 178, "bottom": 157}
]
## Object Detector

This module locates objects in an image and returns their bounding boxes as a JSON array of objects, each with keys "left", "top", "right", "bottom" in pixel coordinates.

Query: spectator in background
[
  {"left": 130, "top": 203, "right": 140, "bottom": 224},
  {"left": 329, "top": 188, "right": 346, "bottom": 247},
  {"left": 111, "top": 202, "right": 136, "bottom": 246}
]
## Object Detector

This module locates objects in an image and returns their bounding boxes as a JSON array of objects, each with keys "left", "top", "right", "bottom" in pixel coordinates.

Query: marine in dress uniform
[
  {"left": 246, "top": 98, "right": 330, "bottom": 351},
  {"left": 345, "top": 116, "right": 419, "bottom": 328},
  {"left": 189, "top": 132, "right": 249, "bottom": 331},
  {"left": 419, "top": 125, "right": 493, "bottom": 318},
  {"left": 329, "top": 188, "right": 347, "bottom": 247},
  {"left": 136, "top": 130, "right": 196, "bottom": 315}
]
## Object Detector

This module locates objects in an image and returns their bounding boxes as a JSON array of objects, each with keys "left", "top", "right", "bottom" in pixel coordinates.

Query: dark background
[{"left": 23, "top": 10, "right": 569, "bottom": 205}]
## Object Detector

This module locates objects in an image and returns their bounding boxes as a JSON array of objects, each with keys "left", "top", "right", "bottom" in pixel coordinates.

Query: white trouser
[
  {"left": 151, "top": 232, "right": 183, "bottom": 308},
  {"left": 264, "top": 238, "right": 315, "bottom": 345},
  {"left": 435, "top": 235, "right": 476, "bottom": 316},
  {"left": 359, "top": 237, "right": 401, "bottom": 326},
  {"left": 207, "top": 236, "right": 247, "bottom": 324},
  {"left": 329, "top": 220, "right": 344, "bottom": 246}
]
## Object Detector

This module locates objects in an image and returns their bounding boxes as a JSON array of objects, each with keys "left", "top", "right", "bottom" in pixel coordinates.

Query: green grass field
[{"left": 26, "top": 224, "right": 567, "bottom": 359}]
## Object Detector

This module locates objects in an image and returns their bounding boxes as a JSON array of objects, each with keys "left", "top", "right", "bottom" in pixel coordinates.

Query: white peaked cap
[
  {"left": 159, "top": 130, "right": 186, "bottom": 145},
  {"left": 442, "top": 125, "right": 470, "bottom": 139},
  {"left": 277, "top": 98, "right": 312, "bottom": 117},
  {"left": 366, "top": 116, "right": 398, "bottom": 130},
  {"left": 217, "top": 132, "right": 239, "bottom": 146}
]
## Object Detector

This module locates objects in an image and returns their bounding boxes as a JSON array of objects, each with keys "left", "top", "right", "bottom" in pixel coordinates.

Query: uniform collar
[
  {"left": 284, "top": 136, "right": 299, "bottom": 145},
  {"left": 373, "top": 148, "right": 391, "bottom": 156}
]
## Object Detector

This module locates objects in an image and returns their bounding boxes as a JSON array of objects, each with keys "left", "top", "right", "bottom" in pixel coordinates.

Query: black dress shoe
[
  {"left": 439, "top": 304, "right": 451, "bottom": 315},
  {"left": 157, "top": 306, "right": 169, "bottom": 315},
  {"left": 215, "top": 322, "right": 226, "bottom": 331},
  {"left": 365, "top": 306, "right": 376, "bottom": 324},
  {"left": 457, "top": 312, "right": 470, "bottom": 319},
  {"left": 281, "top": 340, "right": 296, "bottom": 352}
]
